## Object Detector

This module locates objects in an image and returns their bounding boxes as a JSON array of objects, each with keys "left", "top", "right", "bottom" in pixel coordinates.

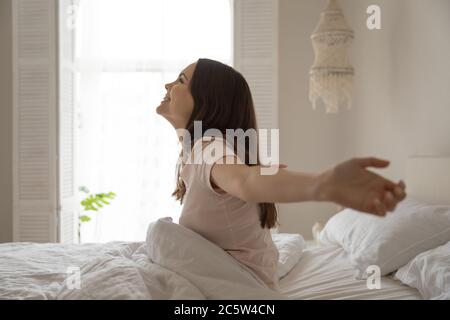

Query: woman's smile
[{"left": 156, "top": 62, "right": 196, "bottom": 129}]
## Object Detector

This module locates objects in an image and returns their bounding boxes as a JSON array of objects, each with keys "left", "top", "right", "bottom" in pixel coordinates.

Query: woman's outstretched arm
[{"left": 210, "top": 156, "right": 406, "bottom": 216}]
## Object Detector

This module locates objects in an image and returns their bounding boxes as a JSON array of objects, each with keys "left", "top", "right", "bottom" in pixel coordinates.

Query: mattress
[{"left": 279, "top": 242, "right": 422, "bottom": 300}]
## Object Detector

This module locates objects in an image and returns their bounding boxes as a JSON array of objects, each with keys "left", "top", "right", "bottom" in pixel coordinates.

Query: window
[{"left": 75, "top": 0, "right": 233, "bottom": 242}]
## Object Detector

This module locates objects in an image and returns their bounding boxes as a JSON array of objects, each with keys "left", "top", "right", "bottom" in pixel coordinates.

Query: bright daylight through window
[{"left": 73, "top": 0, "right": 232, "bottom": 242}]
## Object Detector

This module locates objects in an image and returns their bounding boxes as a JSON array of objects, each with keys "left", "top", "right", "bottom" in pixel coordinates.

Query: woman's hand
[{"left": 315, "top": 157, "right": 407, "bottom": 216}]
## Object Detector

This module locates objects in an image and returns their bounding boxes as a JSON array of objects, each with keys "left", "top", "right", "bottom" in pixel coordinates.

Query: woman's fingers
[
  {"left": 374, "top": 181, "right": 406, "bottom": 217},
  {"left": 383, "top": 191, "right": 397, "bottom": 211},
  {"left": 392, "top": 180, "right": 406, "bottom": 201},
  {"left": 384, "top": 179, "right": 406, "bottom": 202},
  {"left": 374, "top": 198, "right": 387, "bottom": 216},
  {"left": 394, "top": 186, "right": 406, "bottom": 200},
  {"left": 356, "top": 157, "right": 390, "bottom": 169}
]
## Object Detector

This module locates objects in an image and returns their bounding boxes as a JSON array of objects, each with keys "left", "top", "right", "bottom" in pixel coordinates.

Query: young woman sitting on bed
[{"left": 155, "top": 58, "right": 407, "bottom": 291}]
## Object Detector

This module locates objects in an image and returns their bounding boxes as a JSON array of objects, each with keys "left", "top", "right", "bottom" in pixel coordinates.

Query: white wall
[
  {"left": 278, "top": 0, "right": 450, "bottom": 238},
  {"left": 0, "top": 0, "right": 13, "bottom": 243},
  {"left": 278, "top": 0, "right": 342, "bottom": 238}
]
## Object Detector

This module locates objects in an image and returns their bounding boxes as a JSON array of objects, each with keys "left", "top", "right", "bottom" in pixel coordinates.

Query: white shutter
[
  {"left": 233, "top": 0, "right": 279, "bottom": 161},
  {"left": 58, "top": 0, "right": 78, "bottom": 243},
  {"left": 12, "top": 0, "right": 58, "bottom": 242}
]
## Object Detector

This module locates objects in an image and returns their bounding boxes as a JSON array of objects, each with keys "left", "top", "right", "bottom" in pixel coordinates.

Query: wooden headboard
[{"left": 406, "top": 157, "right": 450, "bottom": 205}]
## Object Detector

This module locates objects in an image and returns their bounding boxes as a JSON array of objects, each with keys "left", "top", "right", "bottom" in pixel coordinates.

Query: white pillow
[
  {"left": 395, "top": 240, "right": 450, "bottom": 300},
  {"left": 318, "top": 198, "right": 450, "bottom": 279},
  {"left": 271, "top": 233, "right": 305, "bottom": 279}
]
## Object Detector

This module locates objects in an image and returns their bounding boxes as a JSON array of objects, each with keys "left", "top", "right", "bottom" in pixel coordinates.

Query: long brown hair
[{"left": 172, "top": 58, "right": 279, "bottom": 229}]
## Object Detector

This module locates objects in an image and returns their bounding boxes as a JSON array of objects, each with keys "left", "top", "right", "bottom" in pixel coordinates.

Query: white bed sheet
[
  {"left": 1, "top": 241, "right": 422, "bottom": 300},
  {"left": 280, "top": 242, "right": 422, "bottom": 300},
  {"left": 0, "top": 241, "right": 150, "bottom": 299},
  {"left": 0, "top": 238, "right": 281, "bottom": 300}
]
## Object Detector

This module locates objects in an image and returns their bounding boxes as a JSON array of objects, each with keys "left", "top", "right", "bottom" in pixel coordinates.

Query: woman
[{"left": 156, "top": 58, "right": 406, "bottom": 291}]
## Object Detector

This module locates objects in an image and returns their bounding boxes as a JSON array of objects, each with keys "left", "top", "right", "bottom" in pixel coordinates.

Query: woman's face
[{"left": 156, "top": 62, "right": 197, "bottom": 129}]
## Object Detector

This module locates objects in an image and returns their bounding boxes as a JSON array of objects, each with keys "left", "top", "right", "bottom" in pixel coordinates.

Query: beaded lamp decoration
[{"left": 309, "top": 0, "right": 354, "bottom": 113}]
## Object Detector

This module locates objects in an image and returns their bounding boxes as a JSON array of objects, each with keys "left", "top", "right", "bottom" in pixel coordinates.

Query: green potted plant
[{"left": 78, "top": 186, "right": 116, "bottom": 243}]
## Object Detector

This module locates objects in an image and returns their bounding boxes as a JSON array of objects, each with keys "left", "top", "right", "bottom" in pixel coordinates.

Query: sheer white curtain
[{"left": 75, "top": 0, "right": 232, "bottom": 242}]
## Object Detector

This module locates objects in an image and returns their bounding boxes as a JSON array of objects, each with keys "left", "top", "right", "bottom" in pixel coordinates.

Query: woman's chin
[
  {"left": 156, "top": 104, "right": 165, "bottom": 115},
  {"left": 156, "top": 107, "right": 170, "bottom": 123},
  {"left": 156, "top": 100, "right": 170, "bottom": 114}
]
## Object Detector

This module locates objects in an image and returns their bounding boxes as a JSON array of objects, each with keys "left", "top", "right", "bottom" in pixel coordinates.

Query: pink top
[{"left": 178, "top": 136, "right": 280, "bottom": 291}]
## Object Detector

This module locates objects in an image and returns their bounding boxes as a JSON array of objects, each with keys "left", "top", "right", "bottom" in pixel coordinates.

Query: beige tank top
[{"left": 178, "top": 136, "right": 280, "bottom": 290}]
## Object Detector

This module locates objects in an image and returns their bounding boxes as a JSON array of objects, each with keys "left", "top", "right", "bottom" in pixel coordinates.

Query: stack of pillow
[{"left": 317, "top": 197, "right": 450, "bottom": 299}]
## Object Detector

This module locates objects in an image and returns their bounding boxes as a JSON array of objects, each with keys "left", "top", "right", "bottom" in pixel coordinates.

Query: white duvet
[
  {"left": 0, "top": 218, "right": 288, "bottom": 300},
  {"left": 395, "top": 240, "right": 450, "bottom": 300}
]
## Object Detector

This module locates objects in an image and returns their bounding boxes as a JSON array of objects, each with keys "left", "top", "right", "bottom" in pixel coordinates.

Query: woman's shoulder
[
  {"left": 189, "top": 136, "right": 238, "bottom": 165},
  {"left": 192, "top": 135, "right": 229, "bottom": 150}
]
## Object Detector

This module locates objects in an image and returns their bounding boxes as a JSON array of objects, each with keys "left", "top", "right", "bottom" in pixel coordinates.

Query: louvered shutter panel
[
  {"left": 233, "top": 0, "right": 279, "bottom": 164},
  {"left": 58, "top": 0, "right": 78, "bottom": 243},
  {"left": 12, "top": 0, "right": 58, "bottom": 242}
]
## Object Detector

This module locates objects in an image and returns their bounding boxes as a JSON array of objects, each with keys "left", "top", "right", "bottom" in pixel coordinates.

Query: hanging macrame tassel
[{"left": 309, "top": 0, "right": 354, "bottom": 113}]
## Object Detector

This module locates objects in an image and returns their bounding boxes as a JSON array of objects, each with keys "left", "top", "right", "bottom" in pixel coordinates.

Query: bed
[
  {"left": 0, "top": 240, "right": 422, "bottom": 300},
  {"left": 1, "top": 157, "right": 449, "bottom": 300}
]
